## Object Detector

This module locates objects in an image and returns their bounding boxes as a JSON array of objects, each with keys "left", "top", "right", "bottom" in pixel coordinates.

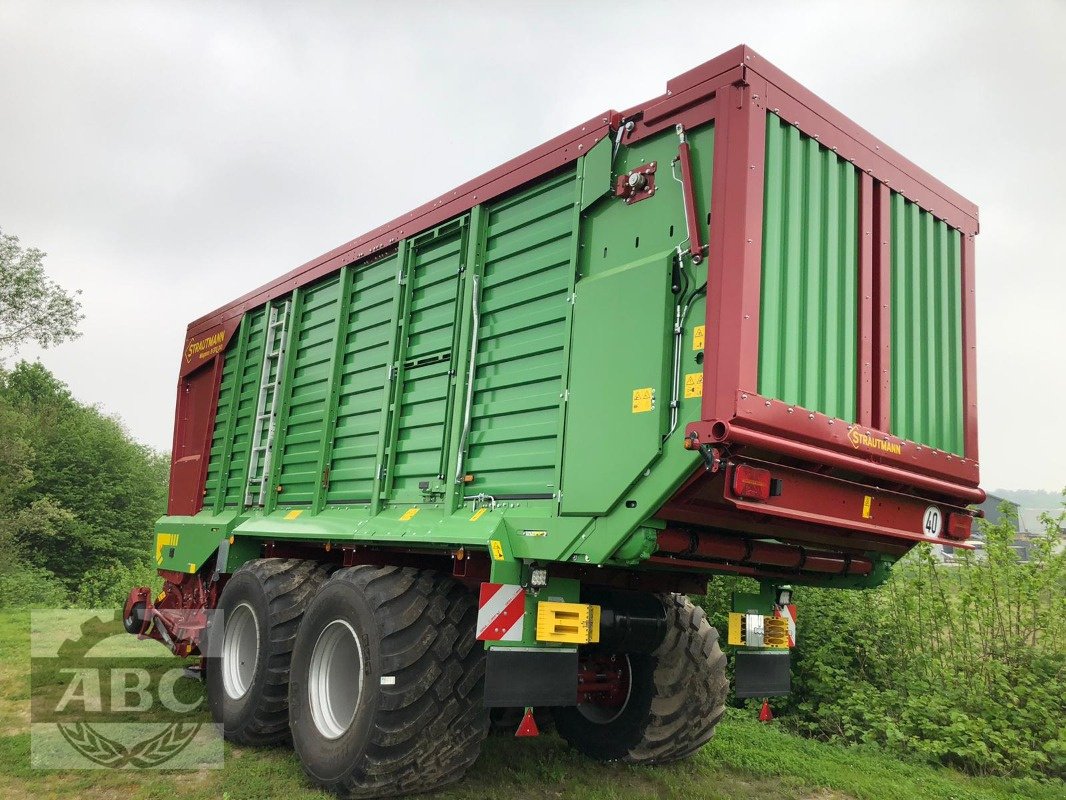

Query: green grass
[{"left": 0, "top": 609, "right": 1060, "bottom": 800}]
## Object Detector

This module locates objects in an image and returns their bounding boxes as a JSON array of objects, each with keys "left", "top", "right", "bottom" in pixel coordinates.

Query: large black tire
[
  {"left": 206, "top": 558, "right": 333, "bottom": 745},
  {"left": 288, "top": 566, "right": 489, "bottom": 798},
  {"left": 553, "top": 593, "right": 728, "bottom": 764}
]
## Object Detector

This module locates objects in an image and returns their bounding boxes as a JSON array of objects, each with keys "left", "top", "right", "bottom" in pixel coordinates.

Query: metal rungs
[{"left": 244, "top": 299, "right": 292, "bottom": 507}]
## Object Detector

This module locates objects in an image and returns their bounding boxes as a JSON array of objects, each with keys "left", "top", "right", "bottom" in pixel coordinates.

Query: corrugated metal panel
[
  {"left": 276, "top": 276, "right": 343, "bottom": 504},
  {"left": 200, "top": 342, "right": 239, "bottom": 510},
  {"left": 464, "top": 169, "right": 577, "bottom": 496},
  {"left": 890, "top": 195, "right": 963, "bottom": 454},
  {"left": 389, "top": 230, "right": 465, "bottom": 497},
  {"left": 223, "top": 309, "right": 267, "bottom": 506},
  {"left": 324, "top": 254, "right": 399, "bottom": 502},
  {"left": 199, "top": 308, "right": 268, "bottom": 508},
  {"left": 758, "top": 113, "right": 859, "bottom": 422}
]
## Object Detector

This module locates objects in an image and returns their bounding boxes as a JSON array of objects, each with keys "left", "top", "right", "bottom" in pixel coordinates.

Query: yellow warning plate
[
  {"left": 489, "top": 540, "right": 505, "bottom": 561},
  {"left": 693, "top": 325, "right": 705, "bottom": 351},
  {"left": 684, "top": 372, "right": 703, "bottom": 399},
  {"left": 632, "top": 387, "right": 654, "bottom": 413}
]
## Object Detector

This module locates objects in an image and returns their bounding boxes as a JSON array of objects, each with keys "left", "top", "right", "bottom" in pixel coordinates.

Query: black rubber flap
[
  {"left": 734, "top": 650, "right": 791, "bottom": 698},
  {"left": 483, "top": 648, "right": 578, "bottom": 707}
]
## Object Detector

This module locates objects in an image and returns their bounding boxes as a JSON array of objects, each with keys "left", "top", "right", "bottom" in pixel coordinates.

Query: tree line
[{"left": 0, "top": 227, "right": 167, "bottom": 607}]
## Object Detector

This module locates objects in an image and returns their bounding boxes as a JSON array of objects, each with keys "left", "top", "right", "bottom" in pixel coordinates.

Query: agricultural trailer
[{"left": 124, "top": 44, "right": 981, "bottom": 797}]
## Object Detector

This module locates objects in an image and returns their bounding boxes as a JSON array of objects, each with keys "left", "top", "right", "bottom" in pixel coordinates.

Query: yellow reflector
[
  {"left": 536, "top": 601, "right": 601, "bottom": 644},
  {"left": 728, "top": 612, "right": 745, "bottom": 646}
]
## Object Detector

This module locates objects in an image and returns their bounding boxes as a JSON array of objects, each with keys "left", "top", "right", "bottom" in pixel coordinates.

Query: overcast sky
[{"left": 1, "top": 1, "right": 1063, "bottom": 492}]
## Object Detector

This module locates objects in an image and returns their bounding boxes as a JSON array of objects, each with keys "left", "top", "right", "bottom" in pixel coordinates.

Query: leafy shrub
[
  {"left": 699, "top": 501, "right": 1066, "bottom": 780},
  {"left": 0, "top": 561, "right": 68, "bottom": 608},
  {"left": 71, "top": 560, "right": 162, "bottom": 609}
]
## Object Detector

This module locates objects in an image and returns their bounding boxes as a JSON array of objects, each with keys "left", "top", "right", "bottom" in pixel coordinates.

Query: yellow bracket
[{"left": 535, "top": 601, "right": 601, "bottom": 644}]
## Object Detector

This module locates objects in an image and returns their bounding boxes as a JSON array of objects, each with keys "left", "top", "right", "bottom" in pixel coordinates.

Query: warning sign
[
  {"left": 692, "top": 325, "right": 705, "bottom": 351},
  {"left": 632, "top": 388, "right": 654, "bottom": 413},
  {"left": 684, "top": 372, "right": 703, "bottom": 399}
]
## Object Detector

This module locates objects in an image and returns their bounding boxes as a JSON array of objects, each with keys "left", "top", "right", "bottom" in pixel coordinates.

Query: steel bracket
[{"left": 615, "top": 161, "right": 657, "bottom": 204}]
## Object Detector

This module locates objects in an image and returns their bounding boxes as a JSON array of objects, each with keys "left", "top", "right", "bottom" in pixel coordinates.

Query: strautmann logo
[
  {"left": 30, "top": 609, "right": 222, "bottom": 769},
  {"left": 847, "top": 428, "right": 903, "bottom": 456}
]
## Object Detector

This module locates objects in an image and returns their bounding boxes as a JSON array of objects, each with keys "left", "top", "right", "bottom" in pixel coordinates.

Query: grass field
[{"left": 0, "top": 610, "right": 1060, "bottom": 800}]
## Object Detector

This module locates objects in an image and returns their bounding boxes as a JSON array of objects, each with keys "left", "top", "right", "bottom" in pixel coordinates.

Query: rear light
[
  {"left": 946, "top": 512, "right": 973, "bottom": 541},
  {"left": 732, "top": 464, "right": 772, "bottom": 502}
]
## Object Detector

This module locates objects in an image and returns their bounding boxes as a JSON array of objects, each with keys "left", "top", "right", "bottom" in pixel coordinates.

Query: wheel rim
[
  {"left": 308, "top": 619, "right": 364, "bottom": 740},
  {"left": 576, "top": 653, "right": 632, "bottom": 724},
  {"left": 222, "top": 602, "right": 260, "bottom": 700}
]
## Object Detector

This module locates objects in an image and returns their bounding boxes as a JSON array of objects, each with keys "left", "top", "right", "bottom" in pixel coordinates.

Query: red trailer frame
[{"left": 169, "top": 45, "right": 980, "bottom": 516}]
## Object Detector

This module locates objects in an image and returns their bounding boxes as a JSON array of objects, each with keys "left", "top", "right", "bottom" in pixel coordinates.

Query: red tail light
[
  {"left": 946, "top": 512, "right": 973, "bottom": 541},
  {"left": 732, "top": 464, "right": 772, "bottom": 502}
]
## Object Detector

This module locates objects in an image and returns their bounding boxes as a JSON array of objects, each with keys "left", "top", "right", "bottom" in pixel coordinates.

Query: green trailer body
[
  {"left": 161, "top": 125, "right": 722, "bottom": 586},
  {"left": 126, "top": 47, "right": 981, "bottom": 765}
]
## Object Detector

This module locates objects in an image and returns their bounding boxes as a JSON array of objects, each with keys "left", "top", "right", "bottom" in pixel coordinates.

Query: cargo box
[{"left": 159, "top": 44, "right": 980, "bottom": 587}]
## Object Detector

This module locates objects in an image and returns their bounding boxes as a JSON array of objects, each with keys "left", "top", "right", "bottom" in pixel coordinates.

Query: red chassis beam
[
  {"left": 659, "top": 456, "right": 975, "bottom": 561},
  {"left": 686, "top": 393, "right": 983, "bottom": 505}
]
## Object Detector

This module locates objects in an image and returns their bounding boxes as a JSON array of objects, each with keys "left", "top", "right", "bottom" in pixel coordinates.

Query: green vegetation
[
  {"left": 700, "top": 504, "right": 1066, "bottom": 781},
  {"left": 0, "top": 362, "right": 167, "bottom": 609},
  {"left": 0, "top": 229, "right": 82, "bottom": 354}
]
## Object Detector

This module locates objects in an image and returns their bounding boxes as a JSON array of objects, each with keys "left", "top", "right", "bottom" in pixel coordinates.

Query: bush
[
  {"left": 700, "top": 501, "right": 1066, "bottom": 780},
  {"left": 71, "top": 560, "right": 161, "bottom": 609},
  {"left": 0, "top": 561, "right": 68, "bottom": 608}
]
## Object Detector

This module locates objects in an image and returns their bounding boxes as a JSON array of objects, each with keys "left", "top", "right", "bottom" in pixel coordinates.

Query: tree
[
  {"left": 0, "top": 228, "right": 83, "bottom": 355},
  {"left": 0, "top": 362, "right": 170, "bottom": 587}
]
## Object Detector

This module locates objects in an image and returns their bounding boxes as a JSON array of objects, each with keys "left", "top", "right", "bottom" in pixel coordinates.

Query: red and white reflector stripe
[
  {"left": 773, "top": 604, "right": 797, "bottom": 647},
  {"left": 476, "top": 583, "right": 526, "bottom": 642}
]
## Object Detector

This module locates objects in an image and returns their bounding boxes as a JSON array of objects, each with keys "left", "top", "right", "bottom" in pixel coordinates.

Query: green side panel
[
  {"left": 390, "top": 228, "right": 466, "bottom": 499},
  {"left": 224, "top": 308, "right": 268, "bottom": 507},
  {"left": 890, "top": 195, "right": 964, "bottom": 454},
  {"left": 560, "top": 123, "right": 714, "bottom": 516},
  {"left": 758, "top": 113, "right": 859, "bottom": 422},
  {"left": 580, "top": 126, "right": 714, "bottom": 279},
  {"left": 201, "top": 342, "right": 239, "bottom": 508},
  {"left": 465, "top": 169, "right": 577, "bottom": 497},
  {"left": 560, "top": 254, "right": 673, "bottom": 514},
  {"left": 277, "top": 276, "right": 343, "bottom": 504},
  {"left": 326, "top": 253, "right": 399, "bottom": 503}
]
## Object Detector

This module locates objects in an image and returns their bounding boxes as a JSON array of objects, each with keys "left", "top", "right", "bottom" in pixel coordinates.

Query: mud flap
[
  {"left": 734, "top": 650, "right": 791, "bottom": 698},
  {"left": 483, "top": 647, "right": 578, "bottom": 707}
]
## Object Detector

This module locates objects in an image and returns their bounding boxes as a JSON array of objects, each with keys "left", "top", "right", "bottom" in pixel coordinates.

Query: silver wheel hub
[
  {"left": 222, "top": 602, "right": 260, "bottom": 700},
  {"left": 308, "top": 619, "right": 364, "bottom": 740}
]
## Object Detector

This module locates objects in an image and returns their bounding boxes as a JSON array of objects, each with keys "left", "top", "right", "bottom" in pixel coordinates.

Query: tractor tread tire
[
  {"left": 555, "top": 593, "right": 728, "bottom": 764},
  {"left": 627, "top": 594, "right": 728, "bottom": 763},
  {"left": 290, "top": 565, "right": 488, "bottom": 798},
  {"left": 207, "top": 558, "right": 333, "bottom": 746}
]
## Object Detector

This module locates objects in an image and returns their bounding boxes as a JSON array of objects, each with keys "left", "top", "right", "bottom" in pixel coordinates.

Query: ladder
[{"left": 245, "top": 300, "right": 291, "bottom": 507}]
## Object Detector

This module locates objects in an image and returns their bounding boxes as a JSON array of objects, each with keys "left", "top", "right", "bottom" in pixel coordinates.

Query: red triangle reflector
[
  {"left": 515, "top": 707, "right": 539, "bottom": 737},
  {"left": 759, "top": 700, "right": 773, "bottom": 722}
]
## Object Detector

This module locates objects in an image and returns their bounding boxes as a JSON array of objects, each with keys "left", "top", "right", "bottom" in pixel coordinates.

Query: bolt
[{"left": 628, "top": 172, "right": 648, "bottom": 191}]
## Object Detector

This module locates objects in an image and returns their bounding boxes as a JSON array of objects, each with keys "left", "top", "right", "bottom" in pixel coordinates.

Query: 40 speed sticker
[{"left": 922, "top": 505, "right": 944, "bottom": 538}]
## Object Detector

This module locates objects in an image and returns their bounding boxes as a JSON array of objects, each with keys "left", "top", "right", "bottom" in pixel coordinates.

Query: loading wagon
[{"left": 124, "top": 44, "right": 981, "bottom": 797}]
